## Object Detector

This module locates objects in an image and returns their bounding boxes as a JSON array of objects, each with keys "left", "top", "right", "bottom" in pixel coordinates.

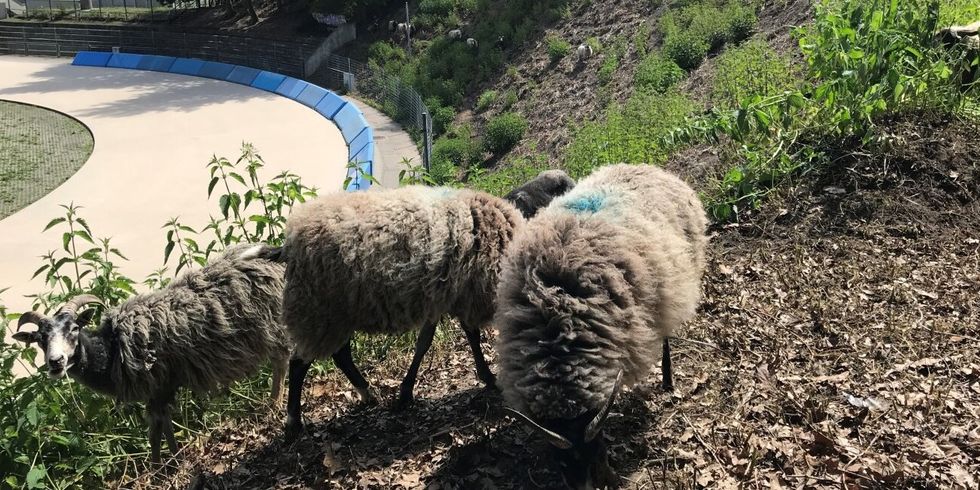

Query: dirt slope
[{"left": 127, "top": 114, "right": 979, "bottom": 489}]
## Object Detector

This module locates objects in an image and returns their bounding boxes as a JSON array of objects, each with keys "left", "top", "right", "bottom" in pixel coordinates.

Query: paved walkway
[
  {"left": 0, "top": 56, "right": 348, "bottom": 319},
  {"left": 346, "top": 96, "right": 422, "bottom": 189}
]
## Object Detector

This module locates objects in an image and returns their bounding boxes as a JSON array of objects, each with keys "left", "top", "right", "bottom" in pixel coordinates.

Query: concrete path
[
  {"left": 346, "top": 96, "right": 422, "bottom": 189},
  {"left": 0, "top": 56, "right": 348, "bottom": 319}
]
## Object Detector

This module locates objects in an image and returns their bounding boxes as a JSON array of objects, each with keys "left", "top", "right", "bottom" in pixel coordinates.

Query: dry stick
[{"left": 680, "top": 413, "right": 723, "bottom": 467}]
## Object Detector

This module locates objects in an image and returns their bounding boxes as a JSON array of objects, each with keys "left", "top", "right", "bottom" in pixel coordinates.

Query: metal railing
[
  {"left": 0, "top": 21, "right": 318, "bottom": 77},
  {"left": 311, "top": 53, "right": 432, "bottom": 169}
]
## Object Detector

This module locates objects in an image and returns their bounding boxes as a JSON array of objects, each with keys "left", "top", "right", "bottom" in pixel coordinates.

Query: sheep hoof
[
  {"left": 393, "top": 393, "right": 414, "bottom": 411},
  {"left": 356, "top": 387, "right": 379, "bottom": 406},
  {"left": 284, "top": 418, "right": 304, "bottom": 443}
]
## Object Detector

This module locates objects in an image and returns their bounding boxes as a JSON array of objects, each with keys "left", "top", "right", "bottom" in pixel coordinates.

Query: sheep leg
[
  {"left": 162, "top": 409, "right": 179, "bottom": 459},
  {"left": 662, "top": 337, "right": 674, "bottom": 391},
  {"left": 147, "top": 411, "right": 163, "bottom": 464},
  {"left": 395, "top": 321, "right": 438, "bottom": 410},
  {"left": 461, "top": 325, "right": 496, "bottom": 388},
  {"left": 285, "top": 357, "right": 312, "bottom": 442},
  {"left": 332, "top": 340, "right": 377, "bottom": 404},
  {"left": 271, "top": 356, "right": 288, "bottom": 407}
]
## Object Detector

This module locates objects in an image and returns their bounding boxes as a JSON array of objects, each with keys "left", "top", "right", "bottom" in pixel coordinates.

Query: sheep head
[
  {"left": 13, "top": 294, "right": 103, "bottom": 379},
  {"left": 507, "top": 370, "right": 623, "bottom": 490},
  {"left": 505, "top": 169, "right": 577, "bottom": 219}
]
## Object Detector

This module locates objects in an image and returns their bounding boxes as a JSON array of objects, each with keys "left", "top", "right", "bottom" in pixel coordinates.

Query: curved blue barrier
[{"left": 72, "top": 51, "right": 374, "bottom": 191}]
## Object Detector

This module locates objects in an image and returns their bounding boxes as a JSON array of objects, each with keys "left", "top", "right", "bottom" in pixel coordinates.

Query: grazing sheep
[
  {"left": 261, "top": 186, "right": 528, "bottom": 440},
  {"left": 504, "top": 169, "right": 576, "bottom": 219},
  {"left": 466, "top": 37, "right": 479, "bottom": 49},
  {"left": 495, "top": 164, "right": 707, "bottom": 489},
  {"left": 397, "top": 22, "right": 412, "bottom": 36},
  {"left": 577, "top": 43, "right": 594, "bottom": 62},
  {"left": 13, "top": 245, "right": 290, "bottom": 463},
  {"left": 937, "top": 21, "right": 979, "bottom": 88},
  {"left": 495, "top": 36, "right": 507, "bottom": 50},
  {"left": 449, "top": 29, "right": 463, "bottom": 39}
]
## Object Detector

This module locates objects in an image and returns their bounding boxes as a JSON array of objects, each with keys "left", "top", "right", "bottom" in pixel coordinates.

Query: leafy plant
[
  {"left": 711, "top": 39, "right": 799, "bottom": 109},
  {"left": 635, "top": 52, "right": 686, "bottom": 93},
  {"left": 663, "top": 30, "right": 710, "bottom": 71},
  {"left": 546, "top": 35, "right": 572, "bottom": 62},
  {"left": 476, "top": 90, "right": 498, "bottom": 112},
  {"left": 398, "top": 157, "right": 437, "bottom": 186},
  {"left": 483, "top": 112, "right": 528, "bottom": 155}
]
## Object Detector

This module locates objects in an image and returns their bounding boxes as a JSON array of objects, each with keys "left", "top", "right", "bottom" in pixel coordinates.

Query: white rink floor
[{"left": 0, "top": 55, "right": 348, "bottom": 324}]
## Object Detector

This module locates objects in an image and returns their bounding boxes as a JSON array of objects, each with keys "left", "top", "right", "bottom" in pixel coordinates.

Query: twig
[{"left": 680, "top": 413, "right": 723, "bottom": 467}]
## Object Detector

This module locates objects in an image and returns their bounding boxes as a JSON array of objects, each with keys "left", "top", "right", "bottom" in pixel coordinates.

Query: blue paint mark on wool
[{"left": 565, "top": 192, "right": 607, "bottom": 214}]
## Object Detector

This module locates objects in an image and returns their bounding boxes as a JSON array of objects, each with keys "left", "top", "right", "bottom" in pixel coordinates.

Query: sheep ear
[
  {"left": 12, "top": 331, "right": 40, "bottom": 344},
  {"left": 504, "top": 407, "right": 573, "bottom": 449},
  {"left": 585, "top": 370, "right": 623, "bottom": 442},
  {"left": 76, "top": 308, "right": 98, "bottom": 328}
]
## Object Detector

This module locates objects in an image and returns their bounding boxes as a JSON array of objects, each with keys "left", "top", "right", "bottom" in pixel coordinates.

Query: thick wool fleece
[
  {"left": 495, "top": 164, "right": 707, "bottom": 420},
  {"left": 280, "top": 185, "right": 524, "bottom": 361},
  {"left": 98, "top": 245, "right": 289, "bottom": 402}
]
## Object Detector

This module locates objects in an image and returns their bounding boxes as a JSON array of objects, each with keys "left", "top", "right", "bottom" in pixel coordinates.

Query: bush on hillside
[
  {"left": 483, "top": 112, "right": 528, "bottom": 155},
  {"left": 635, "top": 53, "right": 686, "bottom": 93}
]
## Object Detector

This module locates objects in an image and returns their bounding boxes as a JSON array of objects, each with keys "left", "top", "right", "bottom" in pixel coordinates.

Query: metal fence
[
  {"left": 3, "top": 0, "right": 211, "bottom": 23},
  {"left": 0, "top": 21, "right": 319, "bottom": 77},
  {"left": 312, "top": 53, "right": 432, "bottom": 169}
]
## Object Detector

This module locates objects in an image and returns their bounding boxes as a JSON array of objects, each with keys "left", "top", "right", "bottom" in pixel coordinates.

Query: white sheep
[
  {"left": 577, "top": 43, "right": 594, "bottom": 62},
  {"left": 13, "top": 245, "right": 290, "bottom": 463},
  {"left": 495, "top": 164, "right": 708, "bottom": 489},
  {"left": 466, "top": 37, "right": 479, "bottom": 49},
  {"left": 448, "top": 29, "right": 463, "bottom": 39}
]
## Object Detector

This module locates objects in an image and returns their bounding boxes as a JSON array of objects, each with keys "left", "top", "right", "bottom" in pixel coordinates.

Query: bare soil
[{"left": 127, "top": 114, "right": 979, "bottom": 489}]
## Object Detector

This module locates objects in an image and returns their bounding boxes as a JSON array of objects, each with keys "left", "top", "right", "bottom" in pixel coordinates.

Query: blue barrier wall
[{"left": 72, "top": 51, "right": 374, "bottom": 191}]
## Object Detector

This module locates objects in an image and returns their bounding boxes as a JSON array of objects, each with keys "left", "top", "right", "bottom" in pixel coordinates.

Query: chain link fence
[{"left": 311, "top": 53, "right": 432, "bottom": 170}]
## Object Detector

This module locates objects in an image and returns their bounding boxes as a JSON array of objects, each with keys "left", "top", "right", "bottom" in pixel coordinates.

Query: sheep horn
[
  {"left": 58, "top": 294, "right": 104, "bottom": 317},
  {"left": 17, "top": 311, "right": 47, "bottom": 330},
  {"left": 504, "top": 407, "right": 573, "bottom": 449},
  {"left": 584, "top": 370, "right": 623, "bottom": 442}
]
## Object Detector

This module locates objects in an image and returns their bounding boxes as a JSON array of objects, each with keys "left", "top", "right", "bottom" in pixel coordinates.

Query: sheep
[
  {"left": 494, "top": 164, "right": 707, "bottom": 489},
  {"left": 12, "top": 244, "right": 290, "bottom": 463},
  {"left": 495, "top": 36, "right": 507, "bottom": 50},
  {"left": 397, "top": 22, "right": 412, "bottom": 36},
  {"left": 466, "top": 37, "right": 479, "bottom": 49},
  {"left": 448, "top": 29, "right": 463, "bottom": 39},
  {"left": 936, "top": 21, "right": 979, "bottom": 89},
  {"left": 577, "top": 43, "right": 594, "bottom": 62},
  {"left": 504, "top": 169, "right": 576, "bottom": 219},
  {"left": 254, "top": 184, "right": 557, "bottom": 441}
]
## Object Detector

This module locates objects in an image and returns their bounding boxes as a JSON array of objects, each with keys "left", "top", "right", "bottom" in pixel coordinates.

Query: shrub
[
  {"left": 425, "top": 97, "right": 457, "bottom": 136},
  {"left": 483, "top": 112, "right": 528, "bottom": 155},
  {"left": 476, "top": 90, "right": 498, "bottom": 112},
  {"left": 663, "top": 30, "right": 710, "bottom": 71},
  {"left": 563, "top": 91, "right": 696, "bottom": 178},
  {"left": 501, "top": 90, "right": 519, "bottom": 110},
  {"left": 635, "top": 53, "right": 686, "bottom": 93},
  {"left": 711, "top": 39, "right": 798, "bottom": 109},
  {"left": 546, "top": 35, "right": 572, "bottom": 62},
  {"left": 598, "top": 54, "right": 619, "bottom": 84},
  {"left": 419, "top": 0, "right": 455, "bottom": 16},
  {"left": 724, "top": 3, "right": 758, "bottom": 44}
]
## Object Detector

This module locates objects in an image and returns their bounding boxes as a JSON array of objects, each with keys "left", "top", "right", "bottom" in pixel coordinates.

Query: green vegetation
[
  {"left": 634, "top": 53, "right": 686, "bottom": 93},
  {"left": 0, "top": 101, "right": 94, "bottom": 220},
  {"left": 710, "top": 39, "right": 799, "bottom": 109},
  {"left": 476, "top": 90, "right": 499, "bottom": 112},
  {"left": 483, "top": 112, "right": 528, "bottom": 155},
  {"left": 564, "top": 91, "right": 696, "bottom": 178},
  {"left": 546, "top": 35, "right": 573, "bottom": 62},
  {"left": 597, "top": 37, "right": 627, "bottom": 85},
  {"left": 660, "top": 0, "right": 758, "bottom": 70}
]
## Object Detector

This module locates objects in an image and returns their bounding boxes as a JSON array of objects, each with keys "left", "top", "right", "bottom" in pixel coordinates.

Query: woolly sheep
[
  {"left": 467, "top": 37, "right": 479, "bottom": 48},
  {"left": 495, "top": 164, "right": 707, "bottom": 489},
  {"left": 936, "top": 21, "right": 979, "bottom": 88},
  {"left": 577, "top": 43, "right": 594, "bottom": 62},
  {"left": 13, "top": 245, "right": 290, "bottom": 463},
  {"left": 449, "top": 29, "right": 463, "bottom": 39},
  {"left": 504, "top": 169, "right": 576, "bottom": 219},
  {"left": 260, "top": 185, "right": 529, "bottom": 440}
]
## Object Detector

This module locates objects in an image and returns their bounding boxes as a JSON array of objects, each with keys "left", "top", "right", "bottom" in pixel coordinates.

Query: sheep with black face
[
  {"left": 504, "top": 169, "right": 576, "bottom": 219},
  {"left": 13, "top": 245, "right": 290, "bottom": 463},
  {"left": 495, "top": 164, "right": 707, "bottom": 489}
]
